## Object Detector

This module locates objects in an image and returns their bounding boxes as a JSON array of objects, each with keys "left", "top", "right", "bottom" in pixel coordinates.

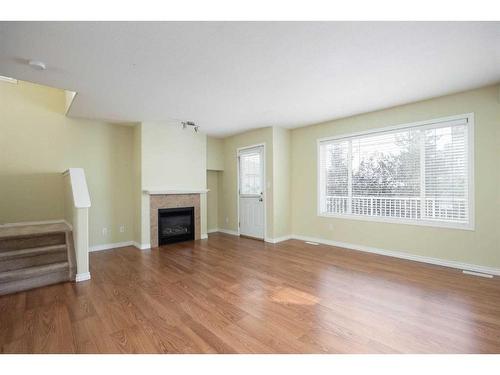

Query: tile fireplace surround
[{"left": 149, "top": 193, "right": 201, "bottom": 248}]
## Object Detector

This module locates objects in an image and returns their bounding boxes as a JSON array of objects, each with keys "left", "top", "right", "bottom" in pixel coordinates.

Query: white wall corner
[
  {"left": 265, "top": 235, "right": 293, "bottom": 244},
  {"left": 75, "top": 272, "right": 91, "bottom": 282},
  {"left": 64, "top": 90, "right": 77, "bottom": 115},
  {"left": 133, "top": 242, "right": 151, "bottom": 250}
]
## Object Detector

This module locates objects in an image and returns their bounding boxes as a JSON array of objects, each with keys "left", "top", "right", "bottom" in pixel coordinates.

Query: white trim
[
  {"left": 62, "top": 168, "right": 91, "bottom": 208},
  {"left": 291, "top": 234, "right": 500, "bottom": 276},
  {"left": 207, "top": 228, "right": 220, "bottom": 233},
  {"left": 201, "top": 233, "right": 208, "bottom": 239},
  {"left": 317, "top": 113, "right": 470, "bottom": 143},
  {"left": 237, "top": 143, "right": 267, "bottom": 240},
  {"left": 265, "top": 235, "right": 293, "bottom": 244},
  {"left": 133, "top": 242, "right": 151, "bottom": 250},
  {"left": 305, "top": 241, "right": 320, "bottom": 245},
  {"left": 317, "top": 113, "right": 475, "bottom": 231},
  {"left": 218, "top": 228, "right": 240, "bottom": 236},
  {"left": 75, "top": 272, "right": 91, "bottom": 282},
  {"left": 64, "top": 90, "right": 77, "bottom": 115},
  {"left": 462, "top": 270, "right": 493, "bottom": 278},
  {"left": 0, "top": 75, "right": 18, "bottom": 84},
  {"left": 90, "top": 241, "right": 134, "bottom": 252},
  {"left": 467, "top": 113, "right": 475, "bottom": 230},
  {"left": 317, "top": 137, "right": 322, "bottom": 217}
]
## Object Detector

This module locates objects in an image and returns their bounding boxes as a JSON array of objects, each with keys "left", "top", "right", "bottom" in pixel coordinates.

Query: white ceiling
[{"left": 1, "top": 22, "right": 499, "bottom": 136}]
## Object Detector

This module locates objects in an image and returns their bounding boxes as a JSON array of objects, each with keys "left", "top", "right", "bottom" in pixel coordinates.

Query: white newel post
[{"left": 63, "top": 168, "right": 91, "bottom": 282}]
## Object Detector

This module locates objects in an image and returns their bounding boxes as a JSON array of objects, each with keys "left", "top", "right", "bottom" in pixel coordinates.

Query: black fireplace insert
[{"left": 158, "top": 207, "right": 195, "bottom": 245}]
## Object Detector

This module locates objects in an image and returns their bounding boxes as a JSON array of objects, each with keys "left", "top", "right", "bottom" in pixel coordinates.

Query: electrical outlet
[
  {"left": 119, "top": 225, "right": 125, "bottom": 233},
  {"left": 328, "top": 223, "right": 334, "bottom": 231},
  {"left": 102, "top": 227, "right": 108, "bottom": 236},
  {"left": 225, "top": 217, "right": 229, "bottom": 224}
]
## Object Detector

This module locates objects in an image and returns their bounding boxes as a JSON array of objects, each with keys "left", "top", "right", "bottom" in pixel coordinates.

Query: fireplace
[
  {"left": 158, "top": 207, "right": 195, "bottom": 245},
  {"left": 149, "top": 193, "right": 202, "bottom": 248}
]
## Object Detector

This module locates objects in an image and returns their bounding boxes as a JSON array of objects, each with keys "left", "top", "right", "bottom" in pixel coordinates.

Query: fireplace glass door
[{"left": 158, "top": 207, "right": 195, "bottom": 245}]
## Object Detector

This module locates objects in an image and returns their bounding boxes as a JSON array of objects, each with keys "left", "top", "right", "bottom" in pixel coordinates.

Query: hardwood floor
[{"left": 1, "top": 232, "right": 500, "bottom": 353}]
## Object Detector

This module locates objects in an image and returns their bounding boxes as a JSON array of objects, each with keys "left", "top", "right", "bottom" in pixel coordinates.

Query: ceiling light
[
  {"left": 28, "top": 60, "right": 46, "bottom": 70},
  {"left": 181, "top": 121, "right": 199, "bottom": 132}
]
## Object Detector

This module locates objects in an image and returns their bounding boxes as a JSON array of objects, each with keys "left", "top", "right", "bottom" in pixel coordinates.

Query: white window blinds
[{"left": 319, "top": 115, "right": 472, "bottom": 228}]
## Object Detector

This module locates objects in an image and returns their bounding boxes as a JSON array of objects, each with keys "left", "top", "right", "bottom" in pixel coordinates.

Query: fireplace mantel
[{"left": 144, "top": 189, "right": 209, "bottom": 195}]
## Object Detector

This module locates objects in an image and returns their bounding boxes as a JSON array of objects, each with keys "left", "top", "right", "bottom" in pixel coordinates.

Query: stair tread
[
  {"left": 0, "top": 262, "right": 69, "bottom": 281},
  {"left": 0, "top": 222, "right": 71, "bottom": 240},
  {"left": 0, "top": 244, "right": 67, "bottom": 260},
  {"left": 0, "top": 271, "right": 70, "bottom": 295}
]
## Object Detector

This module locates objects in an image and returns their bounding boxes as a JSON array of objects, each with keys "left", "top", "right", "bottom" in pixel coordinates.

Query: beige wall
[
  {"left": 207, "top": 170, "right": 220, "bottom": 231},
  {"left": 207, "top": 136, "right": 224, "bottom": 170},
  {"left": 216, "top": 170, "right": 225, "bottom": 232},
  {"left": 207, "top": 136, "right": 224, "bottom": 231},
  {"left": 132, "top": 123, "right": 142, "bottom": 244},
  {"left": 272, "top": 127, "right": 292, "bottom": 238},
  {"left": 0, "top": 80, "right": 135, "bottom": 247},
  {"left": 291, "top": 85, "right": 500, "bottom": 268},
  {"left": 139, "top": 122, "right": 207, "bottom": 245},
  {"left": 219, "top": 127, "right": 274, "bottom": 238}
]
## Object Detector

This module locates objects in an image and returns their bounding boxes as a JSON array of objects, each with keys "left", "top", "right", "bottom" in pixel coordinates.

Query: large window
[{"left": 318, "top": 114, "right": 474, "bottom": 229}]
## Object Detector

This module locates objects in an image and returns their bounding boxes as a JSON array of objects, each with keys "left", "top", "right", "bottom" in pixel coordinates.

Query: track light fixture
[{"left": 181, "top": 121, "right": 199, "bottom": 132}]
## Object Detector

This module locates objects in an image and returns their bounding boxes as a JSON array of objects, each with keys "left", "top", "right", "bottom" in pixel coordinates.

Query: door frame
[{"left": 236, "top": 143, "right": 267, "bottom": 240}]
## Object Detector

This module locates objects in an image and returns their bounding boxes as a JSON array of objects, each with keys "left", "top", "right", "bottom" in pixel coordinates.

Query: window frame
[{"left": 316, "top": 113, "right": 475, "bottom": 231}]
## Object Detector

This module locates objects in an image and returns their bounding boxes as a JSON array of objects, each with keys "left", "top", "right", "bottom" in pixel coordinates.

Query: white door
[{"left": 238, "top": 146, "right": 265, "bottom": 239}]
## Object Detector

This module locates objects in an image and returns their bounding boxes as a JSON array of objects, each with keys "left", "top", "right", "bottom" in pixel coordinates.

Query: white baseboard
[
  {"left": 265, "top": 235, "right": 293, "bottom": 244},
  {"left": 201, "top": 233, "right": 208, "bottom": 239},
  {"left": 133, "top": 242, "right": 151, "bottom": 250},
  {"left": 463, "top": 270, "right": 493, "bottom": 278},
  {"left": 217, "top": 228, "right": 240, "bottom": 236},
  {"left": 90, "top": 241, "right": 134, "bottom": 252},
  {"left": 75, "top": 272, "right": 91, "bottom": 282},
  {"left": 291, "top": 234, "right": 500, "bottom": 276},
  {"left": 209, "top": 230, "right": 290, "bottom": 243}
]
